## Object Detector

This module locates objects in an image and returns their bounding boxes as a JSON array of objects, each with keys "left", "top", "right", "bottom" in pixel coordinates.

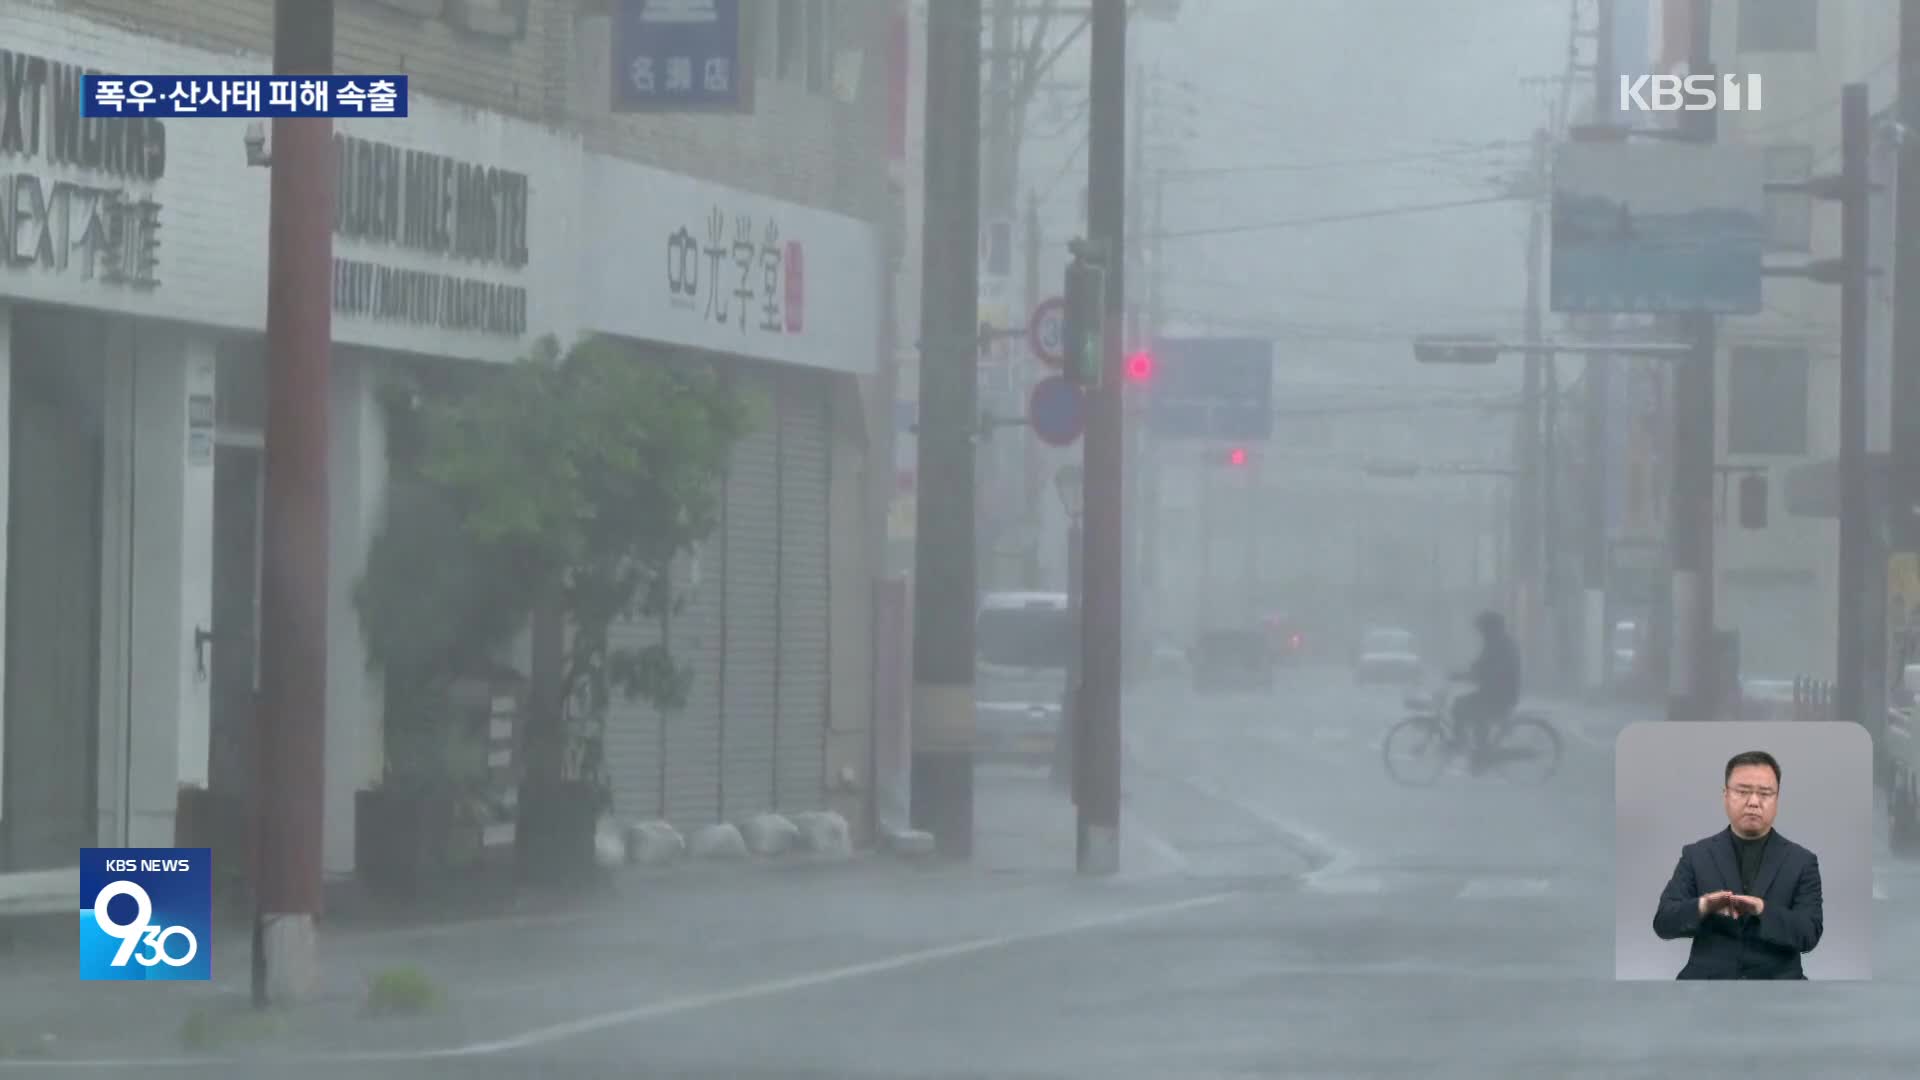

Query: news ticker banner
[
  {"left": 80, "top": 76, "right": 410, "bottom": 118},
  {"left": 79, "top": 847, "right": 213, "bottom": 981}
]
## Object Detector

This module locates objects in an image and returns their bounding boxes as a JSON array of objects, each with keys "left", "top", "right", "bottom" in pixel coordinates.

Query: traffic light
[
  {"left": 1063, "top": 252, "right": 1107, "bottom": 388},
  {"left": 1124, "top": 350, "right": 1154, "bottom": 384},
  {"left": 1226, "top": 447, "right": 1248, "bottom": 467}
]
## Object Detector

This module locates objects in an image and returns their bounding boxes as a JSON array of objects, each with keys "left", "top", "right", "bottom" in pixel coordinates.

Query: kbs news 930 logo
[{"left": 79, "top": 848, "right": 212, "bottom": 981}]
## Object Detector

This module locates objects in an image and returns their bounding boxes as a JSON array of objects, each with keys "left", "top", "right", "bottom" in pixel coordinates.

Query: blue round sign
[{"left": 1028, "top": 375, "right": 1086, "bottom": 447}]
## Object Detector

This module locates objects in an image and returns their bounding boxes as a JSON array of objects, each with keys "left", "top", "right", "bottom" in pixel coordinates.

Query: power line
[
  {"left": 1154, "top": 193, "right": 1526, "bottom": 240},
  {"left": 1158, "top": 141, "right": 1528, "bottom": 179}
]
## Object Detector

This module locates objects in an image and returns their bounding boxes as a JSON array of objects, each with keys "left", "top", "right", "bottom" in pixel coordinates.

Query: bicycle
[{"left": 1381, "top": 684, "right": 1563, "bottom": 787}]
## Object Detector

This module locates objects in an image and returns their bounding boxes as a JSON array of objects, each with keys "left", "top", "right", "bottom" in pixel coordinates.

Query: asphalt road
[{"left": 13, "top": 665, "right": 1920, "bottom": 1077}]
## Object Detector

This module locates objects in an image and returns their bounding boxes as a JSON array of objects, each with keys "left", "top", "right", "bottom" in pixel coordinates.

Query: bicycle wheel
[
  {"left": 1489, "top": 717, "right": 1562, "bottom": 785},
  {"left": 1383, "top": 717, "right": 1451, "bottom": 787}
]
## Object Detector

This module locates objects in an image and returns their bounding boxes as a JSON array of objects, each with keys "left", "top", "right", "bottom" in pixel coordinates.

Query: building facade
[
  {"left": 1709, "top": 0, "right": 1899, "bottom": 683},
  {"left": 0, "top": 0, "right": 895, "bottom": 897}
]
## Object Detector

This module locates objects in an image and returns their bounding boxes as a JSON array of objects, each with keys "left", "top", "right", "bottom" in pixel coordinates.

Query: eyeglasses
[{"left": 1726, "top": 786, "right": 1777, "bottom": 803}]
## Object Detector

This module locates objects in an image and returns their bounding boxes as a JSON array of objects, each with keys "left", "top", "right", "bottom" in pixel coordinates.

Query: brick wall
[{"left": 53, "top": 0, "right": 892, "bottom": 222}]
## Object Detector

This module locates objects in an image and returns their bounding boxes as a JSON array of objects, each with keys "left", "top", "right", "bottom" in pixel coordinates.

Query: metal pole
[
  {"left": 1141, "top": 171, "right": 1165, "bottom": 641},
  {"left": 1544, "top": 353, "right": 1565, "bottom": 688},
  {"left": 1023, "top": 193, "right": 1044, "bottom": 589},
  {"left": 1583, "top": 0, "right": 1617, "bottom": 695},
  {"left": 909, "top": 0, "right": 982, "bottom": 857},
  {"left": 254, "top": 0, "right": 334, "bottom": 1007},
  {"left": 1517, "top": 130, "right": 1547, "bottom": 656},
  {"left": 1889, "top": 0, "right": 1920, "bottom": 793},
  {"left": 1078, "top": 0, "right": 1126, "bottom": 875},
  {"left": 1123, "top": 62, "right": 1146, "bottom": 681},
  {"left": 1837, "top": 83, "right": 1872, "bottom": 736},
  {"left": 1666, "top": 2, "right": 1719, "bottom": 723}
]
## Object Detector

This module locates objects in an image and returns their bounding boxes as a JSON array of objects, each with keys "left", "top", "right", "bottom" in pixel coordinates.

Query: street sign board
[
  {"left": 1550, "top": 142, "right": 1766, "bottom": 315},
  {"left": 1146, "top": 337, "right": 1274, "bottom": 441},
  {"left": 1028, "top": 296, "right": 1067, "bottom": 366},
  {"left": 1028, "top": 375, "right": 1085, "bottom": 447}
]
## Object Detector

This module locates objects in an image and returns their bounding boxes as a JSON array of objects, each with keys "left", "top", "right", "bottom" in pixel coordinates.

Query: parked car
[
  {"left": 1353, "top": 627, "right": 1423, "bottom": 686},
  {"left": 1191, "top": 627, "right": 1276, "bottom": 694},
  {"left": 975, "top": 592, "right": 1071, "bottom": 764}
]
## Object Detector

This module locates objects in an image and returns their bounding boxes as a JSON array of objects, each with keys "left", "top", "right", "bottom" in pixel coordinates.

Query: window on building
[
  {"left": 1763, "top": 145, "right": 1813, "bottom": 252},
  {"left": 777, "top": 0, "right": 807, "bottom": 82},
  {"left": 1738, "top": 0, "right": 1817, "bottom": 52},
  {"left": 805, "top": 0, "right": 834, "bottom": 94},
  {"left": 1727, "top": 345, "right": 1810, "bottom": 455}
]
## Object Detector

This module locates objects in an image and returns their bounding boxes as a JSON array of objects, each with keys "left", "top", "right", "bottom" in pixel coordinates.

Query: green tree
[{"left": 357, "top": 335, "right": 749, "bottom": 866}]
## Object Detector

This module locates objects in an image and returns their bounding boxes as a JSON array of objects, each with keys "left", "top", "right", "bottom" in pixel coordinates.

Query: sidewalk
[{"left": 0, "top": 778, "right": 1224, "bottom": 1067}]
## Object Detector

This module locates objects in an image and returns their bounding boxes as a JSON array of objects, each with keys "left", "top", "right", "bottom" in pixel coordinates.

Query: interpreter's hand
[
  {"left": 1729, "top": 894, "right": 1764, "bottom": 917},
  {"left": 1698, "top": 890, "right": 1736, "bottom": 917}
]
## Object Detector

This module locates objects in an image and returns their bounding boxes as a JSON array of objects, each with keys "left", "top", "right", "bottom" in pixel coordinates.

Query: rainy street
[{"left": 16, "top": 664, "right": 1920, "bottom": 1077}]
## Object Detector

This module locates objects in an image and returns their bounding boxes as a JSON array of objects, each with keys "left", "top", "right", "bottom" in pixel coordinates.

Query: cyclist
[{"left": 1450, "top": 611, "right": 1521, "bottom": 771}]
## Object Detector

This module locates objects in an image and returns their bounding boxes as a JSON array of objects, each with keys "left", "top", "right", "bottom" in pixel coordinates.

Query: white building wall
[{"left": 1710, "top": 0, "right": 1902, "bottom": 681}]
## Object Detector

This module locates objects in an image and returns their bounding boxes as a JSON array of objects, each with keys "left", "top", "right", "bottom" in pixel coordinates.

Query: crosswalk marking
[{"left": 1303, "top": 872, "right": 1569, "bottom": 901}]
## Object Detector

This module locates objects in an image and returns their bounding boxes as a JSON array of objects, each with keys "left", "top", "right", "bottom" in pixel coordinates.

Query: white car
[{"left": 1354, "top": 628, "right": 1423, "bottom": 686}]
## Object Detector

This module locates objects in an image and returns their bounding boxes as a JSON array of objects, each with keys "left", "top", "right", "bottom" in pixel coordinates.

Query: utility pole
[
  {"left": 1890, "top": 0, "right": 1920, "bottom": 779},
  {"left": 1022, "top": 191, "right": 1045, "bottom": 589},
  {"left": 1668, "top": 0, "right": 1718, "bottom": 723},
  {"left": 1544, "top": 353, "right": 1565, "bottom": 689},
  {"left": 1077, "top": 0, "right": 1126, "bottom": 876},
  {"left": 1141, "top": 169, "right": 1166, "bottom": 630},
  {"left": 1582, "top": 0, "right": 1616, "bottom": 695},
  {"left": 910, "top": 0, "right": 982, "bottom": 857},
  {"left": 1122, "top": 61, "right": 1147, "bottom": 680},
  {"left": 1837, "top": 84, "right": 1873, "bottom": 740},
  {"left": 1516, "top": 129, "right": 1548, "bottom": 657},
  {"left": 253, "top": 0, "right": 334, "bottom": 1006}
]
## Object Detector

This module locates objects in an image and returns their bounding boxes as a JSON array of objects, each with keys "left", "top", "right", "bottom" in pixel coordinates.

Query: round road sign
[
  {"left": 1028, "top": 296, "right": 1067, "bottom": 366},
  {"left": 1028, "top": 374, "right": 1085, "bottom": 447}
]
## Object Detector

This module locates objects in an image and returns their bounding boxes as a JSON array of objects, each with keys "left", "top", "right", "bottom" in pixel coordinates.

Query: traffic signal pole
[
  {"left": 1582, "top": 0, "right": 1617, "bottom": 695},
  {"left": 1837, "top": 85, "right": 1872, "bottom": 741},
  {"left": 1668, "top": 0, "right": 1719, "bottom": 724},
  {"left": 909, "top": 0, "right": 982, "bottom": 857},
  {"left": 254, "top": 0, "right": 335, "bottom": 1006},
  {"left": 1077, "top": 0, "right": 1126, "bottom": 876}
]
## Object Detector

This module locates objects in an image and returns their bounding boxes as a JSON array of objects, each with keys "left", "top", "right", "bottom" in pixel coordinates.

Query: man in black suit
[{"left": 1652, "top": 750, "right": 1824, "bottom": 979}]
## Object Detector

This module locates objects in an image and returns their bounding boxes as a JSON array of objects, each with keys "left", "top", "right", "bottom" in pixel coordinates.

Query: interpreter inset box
[{"left": 1614, "top": 721, "right": 1871, "bottom": 981}]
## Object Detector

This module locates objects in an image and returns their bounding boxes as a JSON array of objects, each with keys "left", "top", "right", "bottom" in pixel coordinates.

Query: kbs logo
[
  {"left": 79, "top": 847, "right": 212, "bottom": 981},
  {"left": 1620, "top": 73, "right": 1763, "bottom": 113}
]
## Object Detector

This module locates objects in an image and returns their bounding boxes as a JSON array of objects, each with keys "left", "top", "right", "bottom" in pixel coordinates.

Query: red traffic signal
[
  {"left": 1226, "top": 447, "right": 1248, "bottom": 467},
  {"left": 1124, "top": 351, "right": 1154, "bottom": 383}
]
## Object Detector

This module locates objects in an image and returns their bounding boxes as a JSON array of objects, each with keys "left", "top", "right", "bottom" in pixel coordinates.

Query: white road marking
[
  {"left": 1457, "top": 877, "right": 1552, "bottom": 899},
  {"left": 1304, "top": 875, "right": 1386, "bottom": 895},
  {"left": 7, "top": 891, "right": 1246, "bottom": 1070},
  {"left": 1127, "top": 816, "right": 1191, "bottom": 875}
]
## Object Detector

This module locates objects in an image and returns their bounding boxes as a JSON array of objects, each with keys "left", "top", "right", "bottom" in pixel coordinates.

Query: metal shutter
[
  {"left": 719, "top": 370, "right": 781, "bottom": 822},
  {"left": 774, "top": 369, "right": 831, "bottom": 812},
  {"left": 662, "top": 535, "right": 725, "bottom": 825},
  {"left": 603, "top": 573, "right": 664, "bottom": 822}
]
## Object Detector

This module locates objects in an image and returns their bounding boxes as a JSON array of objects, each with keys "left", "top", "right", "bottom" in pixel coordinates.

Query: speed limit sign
[{"left": 1028, "top": 296, "right": 1067, "bottom": 367}]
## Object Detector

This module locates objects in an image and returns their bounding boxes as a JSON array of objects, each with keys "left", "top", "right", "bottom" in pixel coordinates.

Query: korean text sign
[
  {"left": 79, "top": 847, "right": 212, "bottom": 981},
  {"left": 82, "top": 76, "right": 410, "bottom": 118},
  {"left": 612, "top": 0, "right": 751, "bottom": 113}
]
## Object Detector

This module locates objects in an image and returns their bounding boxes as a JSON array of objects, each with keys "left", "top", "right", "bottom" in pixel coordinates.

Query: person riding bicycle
[{"left": 1450, "top": 611, "right": 1521, "bottom": 770}]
